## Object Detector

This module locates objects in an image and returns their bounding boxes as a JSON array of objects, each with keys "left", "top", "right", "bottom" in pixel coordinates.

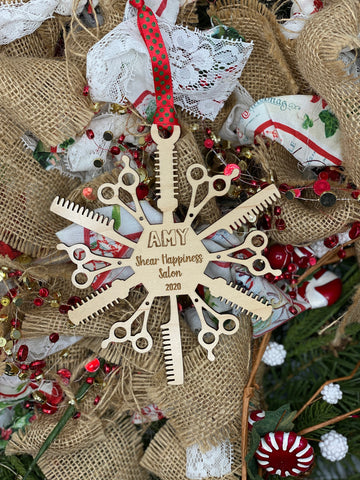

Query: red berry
[
  {"left": 275, "top": 218, "right": 286, "bottom": 231},
  {"left": 39, "top": 288, "right": 49, "bottom": 298},
  {"left": 33, "top": 297, "right": 44, "bottom": 307},
  {"left": 17, "top": 345, "right": 29, "bottom": 362}
]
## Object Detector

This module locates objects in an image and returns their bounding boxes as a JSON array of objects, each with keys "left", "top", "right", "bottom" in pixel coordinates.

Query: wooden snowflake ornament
[{"left": 50, "top": 124, "right": 281, "bottom": 385}]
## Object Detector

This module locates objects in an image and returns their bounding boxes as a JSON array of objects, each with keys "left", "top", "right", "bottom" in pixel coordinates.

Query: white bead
[
  {"left": 319, "top": 430, "right": 348, "bottom": 461},
  {"left": 321, "top": 383, "right": 343, "bottom": 404},
  {"left": 262, "top": 341, "right": 287, "bottom": 366}
]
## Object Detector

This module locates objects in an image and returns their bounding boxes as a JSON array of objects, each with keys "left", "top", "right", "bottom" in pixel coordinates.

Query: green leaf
[
  {"left": 252, "top": 404, "right": 295, "bottom": 437},
  {"left": 302, "top": 114, "right": 314, "bottom": 129},
  {"left": 319, "top": 110, "right": 339, "bottom": 137},
  {"left": 112, "top": 205, "right": 121, "bottom": 231}
]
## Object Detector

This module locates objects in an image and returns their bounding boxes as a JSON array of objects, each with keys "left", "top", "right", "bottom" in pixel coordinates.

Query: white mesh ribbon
[
  {"left": 186, "top": 440, "right": 233, "bottom": 479},
  {"left": 87, "top": 18, "right": 253, "bottom": 121}
]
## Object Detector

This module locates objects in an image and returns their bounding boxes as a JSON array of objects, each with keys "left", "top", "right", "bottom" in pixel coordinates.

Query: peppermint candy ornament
[
  {"left": 248, "top": 409, "right": 265, "bottom": 431},
  {"left": 255, "top": 431, "right": 314, "bottom": 477}
]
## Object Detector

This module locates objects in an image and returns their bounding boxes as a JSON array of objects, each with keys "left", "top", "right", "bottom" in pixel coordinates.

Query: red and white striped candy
[
  {"left": 255, "top": 431, "right": 314, "bottom": 477},
  {"left": 248, "top": 409, "right": 265, "bottom": 431}
]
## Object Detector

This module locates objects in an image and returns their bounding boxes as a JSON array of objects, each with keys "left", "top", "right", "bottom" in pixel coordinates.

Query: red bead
[
  {"left": 67, "top": 296, "right": 81, "bottom": 307},
  {"left": 204, "top": 138, "right": 214, "bottom": 149},
  {"left": 82, "top": 85, "right": 90, "bottom": 96},
  {"left": 39, "top": 288, "right": 49, "bottom": 298},
  {"left": 283, "top": 271, "right": 292, "bottom": 280},
  {"left": 328, "top": 170, "right": 340, "bottom": 181},
  {"left": 17, "top": 345, "right": 29, "bottom": 362},
  {"left": 289, "top": 306, "right": 297, "bottom": 315},
  {"left": 33, "top": 297, "right": 44, "bottom": 307},
  {"left": 313, "top": 179, "right": 331, "bottom": 196},
  {"left": 289, "top": 290, "right": 297, "bottom": 299},
  {"left": 297, "top": 256, "right": 308, "bottom": 269},
  {"left": 264, "top": 273, "right": 275, "bottom": 283},
  {"left": 9, "top": 288, "right": 17, "bottom": 298},
  {"left": 73, "top": 412, "right": 81, "bottom": 419},
  {"left": 104, "top": 364, "right": 111, "bottom": 374},
  {"left": 287, "top": 263, "right": 297, "bottom": 273},
  {"left": 86, "top": 377, "right": 94, "bottom": 384},
  {"left": 57, "top": 368, "right": 72, "bottom": 384},
  {"left": 59, "top": 304, "right": 71, "bottom": 314},
  {"left": 82, "top": 187, "right": 96, "bottom": 201},
  {"left": 261, "top": 214, "right": 272, "bottom": 231},
  {"left": 136, "top": 183, "right": 149, "bottom": 200},
  {"left": 255, "top": 431, "right": 314, "bottom": 477},
  {"left": 274, "top": 206, "right": 282, "bottom": 216},
  {"left": 351, "top": 190, "right": 360, "bottom": 199},
  {"left": 349, "top": 221, "right": 360, "bottom": 240},
  {"left": 137, "top": 125, "right": 145, "bottom": 133},
  {"left": 85, "top": 358, "right": 100, "bottom": 373},
  {"left": 42, "top": 405, "right": 58, "bottom": 415},
  {"left": 309, "top": 256, "right": 317, "bottom": 266},
  {"left": 224, "top": 164, "right": 241, "bottom": 180},
  {"left": 285, "top": 244, "right": 294, "bottom": 253},
  {"left": 110, "top": 146, "right": 121, "bottom": 155},
  {"left": 266, "top": 245, "right": 291, "bottom": 270},
  {"left": 275, "top": 218, "right": 286, "bottom": 231},
  {"left": 324, "top": 235, "right": 339, "bottom": 249},
  {"left": 24, "top": 402, "right": 32, "bottom": 409},
  {"left": 86, "top": 129, "right": 95, "bottom": 139},
  {"left": 30, "top": 360, "right": 46, "bottom": 370},
  {"left": 118, "top": 134, "right": 125, "bottom": 143},
  {"left": 145, "top": 134, "right": 153, "bottom": 144},
  {"left": 94, "top": 395, "right": 101, "bottom": 405},
  {"left": 235, "top": 146, "right": 242, "bottom": 154},
  {"left": 133, "top": 150, "right": 139, "bottom": 160},
  {"left": 338, "top": 248, "right": 346, "bottom": 259},
  {"left": 318, "top": 171, "right": 328, "bottom": 180},
  {"left": 205, "top": 128, "right": 212, "bottom": 135},
  {"left": 20, "top": 364, "right": 29, "bottom": 370},
  {"left": 49, "top": 332, "right": 59, "bottom": 343},
  {"left": 279, "top": 183, "right": 290, "bottom": 193}
]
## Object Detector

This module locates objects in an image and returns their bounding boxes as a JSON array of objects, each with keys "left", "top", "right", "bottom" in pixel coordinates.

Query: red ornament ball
[
  {"left": 323, "top": 235, "right": 339, "bottom": 249},
  {"left": 349, "top": 221, "right": 360, "bottom": 240},
  {"left": 255, "top": 431, "right": 314, "bottom": 477},
  {"left": 266, "top": 245, "right": 291, "bottom": 270}
]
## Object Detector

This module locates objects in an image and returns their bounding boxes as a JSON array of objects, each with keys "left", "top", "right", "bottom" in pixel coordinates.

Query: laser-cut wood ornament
[{"left": 50, "top": 124, "right": 281, "bottom": 385}]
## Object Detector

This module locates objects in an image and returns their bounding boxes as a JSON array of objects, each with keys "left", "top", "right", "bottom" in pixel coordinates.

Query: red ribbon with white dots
[{"left": 130, "top": 0, "right": 179, "bottom": 130}]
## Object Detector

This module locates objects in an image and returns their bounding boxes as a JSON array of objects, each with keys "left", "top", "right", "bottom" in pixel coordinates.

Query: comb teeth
[
  {"left": 161, "top": 326, "right": 178, "bottom": 383},
  {"left": 67, "top": 283, "right": 125, "bottom": 326},
  {"left": 51, "top": 197, "right": 113, "bottom": 227},
  {"left": 229, "top": 191, "right": 280, "bottom": 229},
  {"left": 214, "top": 281, "right": 271, "bottom": 321}
]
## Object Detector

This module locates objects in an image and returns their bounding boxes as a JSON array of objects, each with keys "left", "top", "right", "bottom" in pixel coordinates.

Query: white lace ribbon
[
  {"left": 186, "top": 440, "right": 233, "bottom": 479},
  {"left": 87, "top": 17, "right": 253, "bottom": 121},
  {"left": 0, "top": 0, "right": 99, "bottom": 45}
]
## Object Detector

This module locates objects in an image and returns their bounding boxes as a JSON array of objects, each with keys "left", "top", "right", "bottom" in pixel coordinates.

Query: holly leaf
[
  {"left": 319, "top": 110, "right": 339, "bottom": 137},
  {"left": 302, "top": 114, "right": 313, "bottom": 129}
]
